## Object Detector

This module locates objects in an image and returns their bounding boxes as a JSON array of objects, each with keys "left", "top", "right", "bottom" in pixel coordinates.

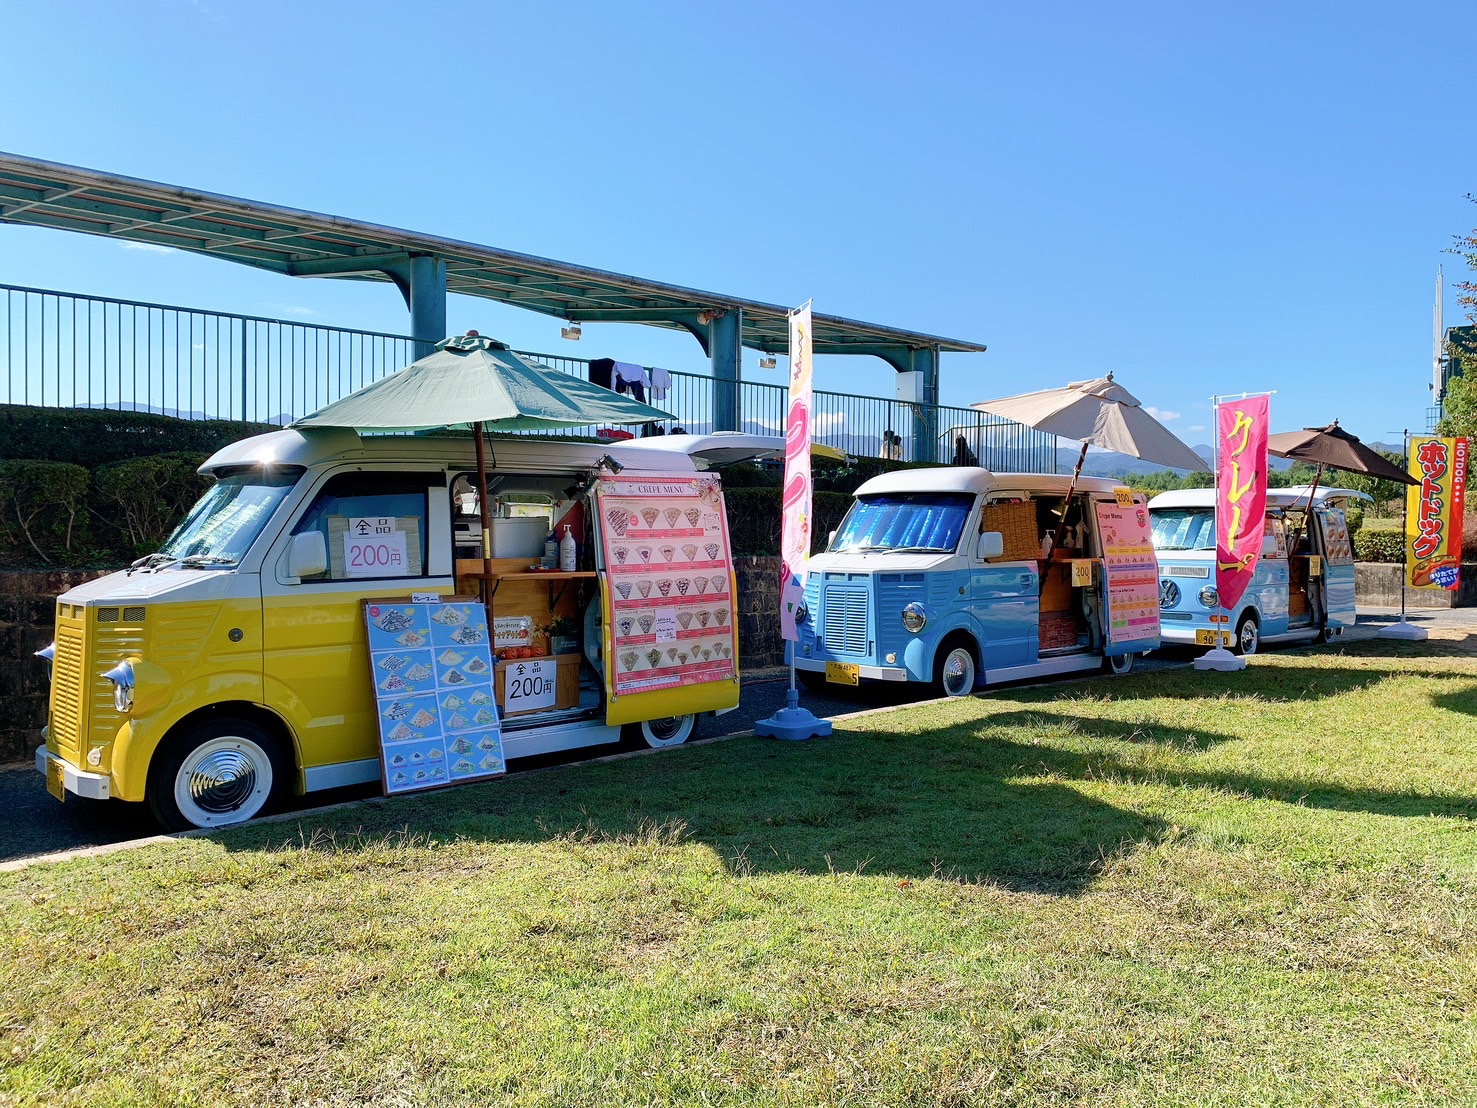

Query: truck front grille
[
  {"left": 822, "top": 585, "right": 869, "bottom": 656},
  {"left": 50, "top": 623, "right": 87, "bottom": 762}
]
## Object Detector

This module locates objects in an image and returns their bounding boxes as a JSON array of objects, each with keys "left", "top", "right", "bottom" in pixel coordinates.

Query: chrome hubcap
[
  {"left": 1240, "top": 624, "right": 1256, "bottom": 652},
  {"left": 648, "top": 717, "right": 685, "bottom": 742},
  {"left": 185, "top": 747, "right": 259, "bottom": 814},
  {"left": 943, "top": 650, "right": 972, "bottom": 695}
]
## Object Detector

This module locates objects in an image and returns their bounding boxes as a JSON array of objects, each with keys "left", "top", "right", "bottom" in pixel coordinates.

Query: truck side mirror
[
  {"left": 977, "top": 531, "right": 1004, "bottom": 560},
  {"left": 288, "top": 531, "right": 328, "bottom": 579},
  {"left": 828, "top": 530, "right": 837, "bottom": 547}
]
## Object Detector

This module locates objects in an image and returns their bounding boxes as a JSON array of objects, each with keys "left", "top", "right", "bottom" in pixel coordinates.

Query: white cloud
[
  {"left": 120, "top": 241, "right": 176, "bottom": 254},
  {"left": 1145, "top": 406, "right": 1181, "bottom": 422},
  {"left": 266, "top": 303, "right": 317, "bottom": 318},
  {"left": 1185, "top": 425, "right": 1207, "bottom": 433}
]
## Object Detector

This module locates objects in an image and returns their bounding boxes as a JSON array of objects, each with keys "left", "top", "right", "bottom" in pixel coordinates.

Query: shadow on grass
[
  {"left": 212, "top": 641, "right": 1477, "bottom": 894},
  {"left": 222, "top": 724, "right": 1170, "bottom": 897}
]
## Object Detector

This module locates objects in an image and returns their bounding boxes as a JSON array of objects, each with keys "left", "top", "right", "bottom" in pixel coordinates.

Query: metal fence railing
[{"left": 1, "top": 282, "right": 1056, "bottom": 472}]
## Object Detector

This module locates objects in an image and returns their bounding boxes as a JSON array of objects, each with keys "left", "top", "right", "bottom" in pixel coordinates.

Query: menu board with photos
[
  {"left": 1093, "top": 499, "right": 1161, "bottom": 645},
  {"left": 596, "top": 475, "right": 736, "bottom": 696},
  {"left": 364, "top": 597, "right": 506, "bottom": 795}
]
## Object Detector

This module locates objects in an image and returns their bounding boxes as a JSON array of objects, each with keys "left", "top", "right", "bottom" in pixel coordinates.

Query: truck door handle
[{"left": 1019, "top": 575, "right": 1032, "bottom": 586}]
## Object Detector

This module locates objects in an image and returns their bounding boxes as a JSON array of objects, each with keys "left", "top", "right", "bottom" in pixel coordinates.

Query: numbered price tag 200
[{"left": 504, "top": 659, "right": 557, "bottom": 713}]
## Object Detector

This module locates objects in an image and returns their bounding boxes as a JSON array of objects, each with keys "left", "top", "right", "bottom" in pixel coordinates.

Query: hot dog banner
[
  {"left": 779, "top": 301, "right": 814, "bottom": 643},
  {"left": 1215, "top": 395, "right": 1270, "bottom": 612},
  {"left": 597, "top": 475, "right": 736, "bottom": 695},
  {"left": 1405, "top": 435, "right": 1468, "bottom": 590}
]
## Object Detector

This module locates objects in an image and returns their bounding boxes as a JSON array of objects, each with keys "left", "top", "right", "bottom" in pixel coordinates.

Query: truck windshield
[
  {"left": 831, "top": 492, "right": 974, "bottom": 553},
  {"left": 1150, "top": 508, "right": 1215, "bottom": 551},
  {"left": 157, "top": 465, "right": 304, "bottom": 564}
]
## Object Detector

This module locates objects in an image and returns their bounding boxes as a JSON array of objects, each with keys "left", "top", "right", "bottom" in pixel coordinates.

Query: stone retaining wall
[
  {"left": 1355, "top": 562, "right": 1477, "bottom": 609},
  {"left": 0, "top": 571, "right": 107, "bottom": 763},
  {"left": 734, "top": 557, "right": 783, "bottom": 669}
]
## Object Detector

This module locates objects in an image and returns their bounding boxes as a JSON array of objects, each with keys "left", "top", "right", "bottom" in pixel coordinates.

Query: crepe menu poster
[
  {"left": 1093, "top": 500, "right": 1161, "bottom": 645},
  {"left": 597, "top": 475, "right": 736, "bottom": 696},
  {"left": 364, "top": 598, "right": 506, "bottom": 795}
]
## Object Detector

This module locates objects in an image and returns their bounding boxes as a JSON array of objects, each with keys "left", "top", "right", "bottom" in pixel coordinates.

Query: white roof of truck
[
  {"left": 854, "top": 467, "right": 1127, "bottom": 498},
  {"left": 201, "top": 428, "right": 700, "bottom": 477},
  {"left": 1149, "top": 485, "right": 1373, "bottom": 510}
]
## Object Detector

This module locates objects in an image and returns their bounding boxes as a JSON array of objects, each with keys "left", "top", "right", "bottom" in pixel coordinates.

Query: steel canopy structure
[{"left": 0, "top": 151, "right": 984, "bottom": 445}]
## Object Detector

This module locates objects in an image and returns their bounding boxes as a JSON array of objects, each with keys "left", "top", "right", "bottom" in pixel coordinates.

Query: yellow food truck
[{"left": 35, "top": 429, "right": 743, "bottom": 829}]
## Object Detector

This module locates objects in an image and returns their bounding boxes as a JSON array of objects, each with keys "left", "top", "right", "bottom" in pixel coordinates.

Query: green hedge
[
  {"left": 0, "top": 404, "right": 273, "bottom": 467},
  {"left": 0, "top": 460, "right": 91, "bottom": 565},
  {"left": 725, "top": 488, "right": 853, "bottom": 556},
  {"left": 1354, "top": 530, "right": 1405, "bottom": 564}
]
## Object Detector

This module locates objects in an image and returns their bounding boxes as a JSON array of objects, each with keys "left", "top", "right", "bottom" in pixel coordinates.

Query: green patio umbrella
[{"left": 293, "top": 332, "right": 673, "bottom": 588}]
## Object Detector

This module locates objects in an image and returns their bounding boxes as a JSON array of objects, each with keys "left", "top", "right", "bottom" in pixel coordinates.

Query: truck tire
[
  {"left": 147, "top": 717, "right": 287, "bottom": 831},
  {"left": 622, "top": 714, "right": 697, "bottom": 749},
  {"left": 933, "top": 640, "right": 978, "bottom": 698},
  {"left": 1233, "top": 613, "right": 1260, "bottom": 656}
]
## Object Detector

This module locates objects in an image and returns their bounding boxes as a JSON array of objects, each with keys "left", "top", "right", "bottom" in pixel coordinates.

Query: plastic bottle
[
  {"left": 542, "top": 530, "right": 559, "bottom": 570},
  {"left": 559, "top": 524, "right": 577, "bottom": 572}
]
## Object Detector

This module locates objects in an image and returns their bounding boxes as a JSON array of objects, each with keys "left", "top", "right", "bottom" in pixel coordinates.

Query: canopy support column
[
  {"left": 710, "top": 308, "right": 742, "bottom": 432},
  {"left": 407, "top": 254, "right": 447, "bottom": 360},
  {"left": 903, "top": 347, "right": 940, "bottom": 462}
]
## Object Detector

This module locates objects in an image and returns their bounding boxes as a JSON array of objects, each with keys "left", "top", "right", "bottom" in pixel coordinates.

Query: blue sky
[{"left": 3, "top": 0, "right": 1474, "bottom": 448}]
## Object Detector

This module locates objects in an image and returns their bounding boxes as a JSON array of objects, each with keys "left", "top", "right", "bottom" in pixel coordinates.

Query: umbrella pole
[
  {"left": 1044, "top": 441, "right": 1089, "bottom": 560},
  {"left": 474, "top": 421, "right": 494, "bottom": 607}
]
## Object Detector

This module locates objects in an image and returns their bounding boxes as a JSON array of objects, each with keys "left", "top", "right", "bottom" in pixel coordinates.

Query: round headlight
[
  {"left": 793, "top": 602, "right": 808, "bottom": 625},
  {"left": 101, "top": 659, "right": 135, "bottom": 714},
  {"left": 1198, "top": 586, "right": 1219, "bottom": 609},
  {"left": 901, "top": 603, "right": 927, "bottom": 633}
]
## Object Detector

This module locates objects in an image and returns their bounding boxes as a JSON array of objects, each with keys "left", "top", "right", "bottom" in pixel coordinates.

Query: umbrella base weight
[
  {"left": 1377, "top": 620, "right": 1428, "bottom": 642},
  {"left": 755, "top": 690, "right": 833, "bottom": 742},
  {"left": 1194, "top": 647, "right": 1247, "bottom": 672}
]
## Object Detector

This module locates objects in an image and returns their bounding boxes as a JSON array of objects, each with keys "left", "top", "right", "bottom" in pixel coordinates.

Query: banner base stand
[
  {"left": 755, "top": 688, "right": 832, "bottom": 742},
  {"left": 1194, "top": 646, "right": 1247, "bottom": 672},
  {"left": 1378, "top": 618, "right": 1428, "bottom": 641}
]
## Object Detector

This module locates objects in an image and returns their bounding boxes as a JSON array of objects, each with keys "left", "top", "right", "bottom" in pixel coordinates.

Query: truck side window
[{"left": 292, "top": 473, "right": 432, "bottom": 581}]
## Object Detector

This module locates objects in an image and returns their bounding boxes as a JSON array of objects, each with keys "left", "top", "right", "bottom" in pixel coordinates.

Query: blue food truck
[
  {"left": 1148, "top": 486, "right": 1366, "bottom": 654},
  {"left": 793, "top": 468, "right": 1161, "bottom": 696}
]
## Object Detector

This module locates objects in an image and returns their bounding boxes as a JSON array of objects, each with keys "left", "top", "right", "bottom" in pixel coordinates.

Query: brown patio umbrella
[
  {"left": 1267, "top": 421, "right": 1417, "bottom": 547},
  {"left": 1267, "top": 420, "right": 1416, "bottom": 514}
]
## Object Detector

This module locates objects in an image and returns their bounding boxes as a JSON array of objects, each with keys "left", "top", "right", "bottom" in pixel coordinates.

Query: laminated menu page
[
  {"left": 363, "top": 596, "right": 506, "bottom": 795},
  {"left": 1093, "top": 500, "right": 1160, "bottom": 645},
  {"left": 597, "top": 474, "right": 736, "bottom": 696}
]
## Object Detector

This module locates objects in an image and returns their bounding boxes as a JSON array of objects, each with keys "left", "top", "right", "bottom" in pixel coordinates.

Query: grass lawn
[{"left": 4, "top": 640, "right": 1477, "bottom": 1106}]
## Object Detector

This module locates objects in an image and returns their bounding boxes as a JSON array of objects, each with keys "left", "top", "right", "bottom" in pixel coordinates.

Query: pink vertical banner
[
  {"left": 1214, "top": 394, "right": 1270, "bottom": 611},
  {"left": 779, "top": 301, "right": 814, "bottom": 642}
]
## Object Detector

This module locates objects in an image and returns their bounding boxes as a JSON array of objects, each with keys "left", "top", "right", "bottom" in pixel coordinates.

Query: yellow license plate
[
  {"left": 1195, "top": 629, "right": 1229, "bottom": 646},
  {"left": 46, "top": 758, "right": 65, "bottom": 803},
  {"left": 826, "top": 662, "right": 860, "bottom": 686}
]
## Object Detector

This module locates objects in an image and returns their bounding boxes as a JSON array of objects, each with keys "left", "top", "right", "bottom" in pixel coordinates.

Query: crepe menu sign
[
  {"left": 597, "top": 475, "right": 736, "bottom": 696},
  {"left": 1093, "top": 499, "right": 1160, "bottom": 645},
  {"left": 364, "top": 596, "right": 506, "bottom": 795}
]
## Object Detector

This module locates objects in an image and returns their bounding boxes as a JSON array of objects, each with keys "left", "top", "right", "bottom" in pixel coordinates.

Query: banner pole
[
  {"left": 1197, "top": 393, "right": 1249, "bottom": 671},
  {"left": 1380, "top": 428, "right": 1427, "bottom": 640}
]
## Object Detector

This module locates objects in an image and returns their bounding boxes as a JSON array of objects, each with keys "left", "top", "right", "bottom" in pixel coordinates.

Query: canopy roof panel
[{"left": 0, "top": 151, "right": 985, "bottom": 358}]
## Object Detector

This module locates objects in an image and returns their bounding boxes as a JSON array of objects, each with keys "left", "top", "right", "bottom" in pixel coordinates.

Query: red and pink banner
[
  {"left": 1215, "top": 395, "right": 1270, "bottom": 612},
  {"left": 779, "top": 302, "right": 814, "bottom": 642}
]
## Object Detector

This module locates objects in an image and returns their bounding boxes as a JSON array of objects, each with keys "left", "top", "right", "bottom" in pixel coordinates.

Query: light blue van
[
  {"left": 1148, "top": 486, "right": 1367, "bottom": 655},
  {"left": 793, "top": 468, "right": 1160, "bottom": 697}
]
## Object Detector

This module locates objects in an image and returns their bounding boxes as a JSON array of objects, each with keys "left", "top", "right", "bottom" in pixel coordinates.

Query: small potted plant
[{"left": 546, "top": 616, "right": 580, "bottom": 656}]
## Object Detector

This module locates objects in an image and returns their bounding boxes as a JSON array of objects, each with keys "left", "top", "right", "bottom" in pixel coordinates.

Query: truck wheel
[
  {"left": 933, "top": 642, "right": 977, "bottom": 698},
  {"left": 1105, "top": 652, "right": 1134, "bottom": 676},
  {"left": 148, "top": 717, "right": 286, "bottom": 831},
  {"left": 622, "top": 714, "right": 697, "bottom": 749},
  {"left": 1233, "top": 613, "right": 1260, "bottom": 656}
]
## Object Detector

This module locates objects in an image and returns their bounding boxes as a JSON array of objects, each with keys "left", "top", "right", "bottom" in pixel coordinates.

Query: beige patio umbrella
[{"left": 972, "top": 373, "right": 1204, "bottom": 556}]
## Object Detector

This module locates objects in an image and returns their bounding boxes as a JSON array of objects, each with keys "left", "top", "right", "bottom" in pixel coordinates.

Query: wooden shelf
[{"left": 464, "top": 570, "right": 597, "bottom": 583}]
